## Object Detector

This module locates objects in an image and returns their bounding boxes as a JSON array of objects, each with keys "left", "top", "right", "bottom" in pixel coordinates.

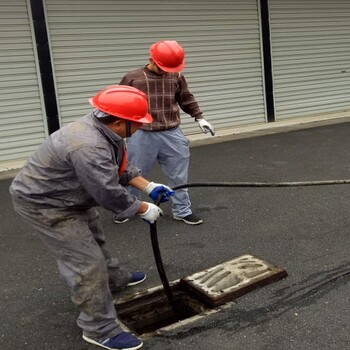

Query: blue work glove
[
  {"left": 139, "top": 203, "right": 163, "bottom": 224},
  {"left": 196, "top": 118, "right": 215, "bottom": 136},
  {"left": 143, "top": 182, "right": 175, "bottom": 202}
]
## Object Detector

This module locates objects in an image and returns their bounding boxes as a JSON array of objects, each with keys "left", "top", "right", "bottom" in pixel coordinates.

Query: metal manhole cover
[{"left": 180, "top": 254, "right": 287, "bottom": 306}]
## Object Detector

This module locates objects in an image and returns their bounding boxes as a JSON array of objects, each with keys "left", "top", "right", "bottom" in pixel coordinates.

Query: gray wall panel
[
  {"left": 45, "top": 0, "right": 266, "bottom": 134},
  {"left": 269, "top": 0, "right": 350, "bottom": 119},
  {"left": 0, "top": 0, "right": 46, "bottom": 163}
]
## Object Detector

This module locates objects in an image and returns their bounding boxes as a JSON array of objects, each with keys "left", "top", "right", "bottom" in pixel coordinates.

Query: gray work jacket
[{"left": 10, "top": 113, "right": 141, "bottom": 220}]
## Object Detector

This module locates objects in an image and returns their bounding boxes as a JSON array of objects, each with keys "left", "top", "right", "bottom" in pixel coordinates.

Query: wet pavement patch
[{"left": 115, "top": 254, "right": 287, "bottom": 335}]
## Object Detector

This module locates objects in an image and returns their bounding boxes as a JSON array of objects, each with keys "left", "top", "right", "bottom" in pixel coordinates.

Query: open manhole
[
  {"left": 116, "top": 282, "right": 207, "bottom": 335},
  {"left": 115, "top": 254, "right": 287, "bottom": 335}
]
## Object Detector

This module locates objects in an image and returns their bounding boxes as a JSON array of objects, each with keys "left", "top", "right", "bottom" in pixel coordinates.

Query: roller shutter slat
[
  {"left": 269, "top": 0, "right": 350, "bottom": 120},
  {"left": 45, "top": 0, "right": 266, "bottom": 134},
  {"left": 0, "top": 0, "right": 46, "bottom": 164}
]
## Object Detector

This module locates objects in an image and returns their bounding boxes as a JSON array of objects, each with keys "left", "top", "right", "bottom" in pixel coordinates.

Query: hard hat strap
[{"left": 125, "top": 120, "right": 132, "bottom": 138}]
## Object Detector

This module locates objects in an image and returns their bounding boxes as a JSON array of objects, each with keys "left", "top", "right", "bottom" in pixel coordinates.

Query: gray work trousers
[
  {"left": 12, "top": 195, "right": 131, "bottom": 340},
  {"left": 127, "top": 127, "right": 192, "bottom": 218}
]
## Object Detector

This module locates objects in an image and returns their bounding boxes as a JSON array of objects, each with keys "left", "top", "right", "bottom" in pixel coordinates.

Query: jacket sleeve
[
  {"left": 119, "top": 161, "right": 141, "bottom": 186},
  {"left": 69, "top": 145, "right": 141, "bottom": 219},
  {"left": 176, "top": 74, "right": 203, "bottom": 119}
]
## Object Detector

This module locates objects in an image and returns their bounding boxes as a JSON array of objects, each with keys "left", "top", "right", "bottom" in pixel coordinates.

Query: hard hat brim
[
  {"left": 89, "top": 98, "right": 153, "bottom": 124},
  {"left": 156, "top": 61, "right": 185, "bottom": 72},
  {"left": 134, "top": 113, "right": 153, "bottom": 124}
]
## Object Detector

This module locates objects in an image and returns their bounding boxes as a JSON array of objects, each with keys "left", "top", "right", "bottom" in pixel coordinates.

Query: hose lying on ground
[
  {"left": 150, "top": 179, "right": 350, "bottom": 319},
  {"left": 172, "top": 179, "right": 350, "bottom": 190}
]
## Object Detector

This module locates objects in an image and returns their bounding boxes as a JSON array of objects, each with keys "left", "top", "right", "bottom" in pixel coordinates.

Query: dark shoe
[
  {"left": 114, "top": 216, "right": 129, "bottom": 224},
  {"left": 173, "top": 213, "right": 203, "bottom": 225},
  {"left": 83, "top": 331, "right": 143, "bottom": 349},
  {"left": 127, "top": 271, "right": 146, "bottom": 287}
]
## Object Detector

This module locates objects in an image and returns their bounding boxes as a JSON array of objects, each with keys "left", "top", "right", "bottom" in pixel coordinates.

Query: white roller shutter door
[
  {"left": 0, "top": 0, "right": 47, "bottom": 163},
  {"left": 269, "top": 0, "right": 350, "bottom": 120},
  {"left": 44, "top": 0, "right": 266, "bottom": 134}
]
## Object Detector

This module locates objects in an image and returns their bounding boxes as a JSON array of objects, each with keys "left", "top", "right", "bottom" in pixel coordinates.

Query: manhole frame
[
  {"left": 114, "top": 254, "right": 287, "bottom": 337},
  {"left": 115, "top": 280, "right": 231, "bottom": 338}
]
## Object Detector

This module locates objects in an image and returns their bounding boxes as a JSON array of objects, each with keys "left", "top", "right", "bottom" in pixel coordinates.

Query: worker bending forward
[{"left": 9, "top": 86, "right": 174, "bottom": 350}]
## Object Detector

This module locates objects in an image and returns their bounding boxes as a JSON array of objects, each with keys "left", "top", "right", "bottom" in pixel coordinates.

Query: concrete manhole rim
[{"left": 114, "top": 253, "right": 287, "bottom": 337}]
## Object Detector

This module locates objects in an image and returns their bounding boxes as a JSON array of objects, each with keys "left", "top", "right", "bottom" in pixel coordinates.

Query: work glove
[
  {"left": 139, "top": 203, "right": 163, "bottom": 224},
  {"left": 143, "top": 182, "right": 175, "bottom": 202},
  {"left": 196, "top": 118, "right": 215, "bottom": 136}
]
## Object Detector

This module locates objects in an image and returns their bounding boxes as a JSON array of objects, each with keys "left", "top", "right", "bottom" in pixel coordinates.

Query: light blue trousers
[{"left": 127, "top": 127, "right": 192, "bottom": 218}]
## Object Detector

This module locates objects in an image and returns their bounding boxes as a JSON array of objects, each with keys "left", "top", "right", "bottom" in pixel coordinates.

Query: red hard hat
[
  {"left": 89, "top": 85, "right": 152, "bottom": 124},
  {"left": 150, "top": 40, "right": 185, "bottom": 72}
]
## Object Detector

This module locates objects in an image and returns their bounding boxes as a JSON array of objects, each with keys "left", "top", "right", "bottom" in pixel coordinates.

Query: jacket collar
[{"left": 89, "top": 112, "right": 123, "bottom": 145}]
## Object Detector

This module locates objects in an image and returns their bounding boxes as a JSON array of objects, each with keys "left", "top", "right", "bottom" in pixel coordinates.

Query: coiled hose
[{"left": 149, "top": 179, "right": 350, "bottom": 318}]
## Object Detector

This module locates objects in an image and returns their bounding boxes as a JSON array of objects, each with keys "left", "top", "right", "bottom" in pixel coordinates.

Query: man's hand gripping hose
[
  {"left": 143, "top": 182, "right": 174, "bottom": 202},
  {"left": 138, "top": 203, "right": 163, "bottom": 224}
]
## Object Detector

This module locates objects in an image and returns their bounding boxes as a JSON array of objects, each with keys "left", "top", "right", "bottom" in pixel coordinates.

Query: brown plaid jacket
[{"left": 119, "top": 66, "right": 203, "bottom": 131}]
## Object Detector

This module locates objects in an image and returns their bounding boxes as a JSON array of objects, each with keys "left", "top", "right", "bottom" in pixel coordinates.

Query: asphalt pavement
[{"left": 1, "top": 119, "right": 350, "bottom": 350}]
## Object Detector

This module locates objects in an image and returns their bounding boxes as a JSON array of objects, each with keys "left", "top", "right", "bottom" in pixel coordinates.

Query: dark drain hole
[{"left": 115, "top": 284, "right": 208, "bottom": 335}]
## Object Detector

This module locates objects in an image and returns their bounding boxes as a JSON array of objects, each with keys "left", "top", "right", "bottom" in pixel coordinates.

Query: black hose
[
  {"left": 150, "top": 179, "right": 350, "bottom": 318},
  {"left": 149, "top": 222, "right": 183, "bottom": 318},
  {"left": 150, "top": 195, "right": 183, "bottom": 318},
  {"left": 172, "top": 179, "right": 350, "bottom": 190}
]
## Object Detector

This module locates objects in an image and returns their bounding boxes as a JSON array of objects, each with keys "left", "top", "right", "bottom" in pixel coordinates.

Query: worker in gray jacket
[{"left": 9, "top": 86, "right": 174, "bottom": 350}]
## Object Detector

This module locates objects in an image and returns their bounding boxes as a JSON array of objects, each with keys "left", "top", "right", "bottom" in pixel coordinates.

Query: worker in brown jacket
[{"left": 116, "top": 40, "right": 215, "bottom": 225}]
